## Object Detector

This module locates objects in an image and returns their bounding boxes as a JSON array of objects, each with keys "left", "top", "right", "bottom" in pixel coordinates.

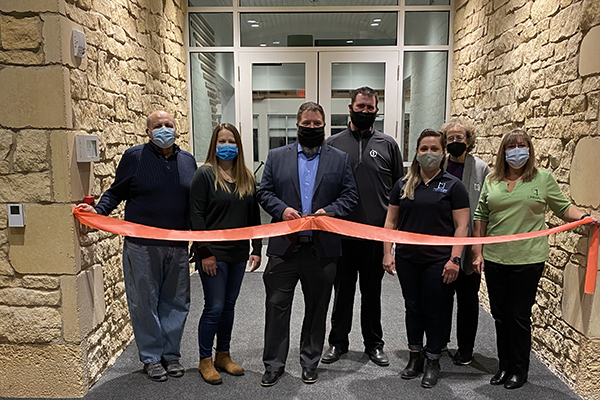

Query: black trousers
[
  {"left": 443, "top": 268, "right": 481, "bottom": 352},
  {"left": 485, "top": 260, "right": 544, "bottom": 376},
  {"left": 328, "top": 239, "right": 385, "bottom": 352},
  {"left": 397, "top": 257, "right": 447, "bottom": 358},
  {"left": 262, "top": 243, "right": 337, "bottom": 371}
]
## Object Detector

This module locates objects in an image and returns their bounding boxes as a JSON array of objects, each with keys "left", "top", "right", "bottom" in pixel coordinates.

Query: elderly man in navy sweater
[{"left": 78, "top": 110, "right": 197, "bottom": 382}]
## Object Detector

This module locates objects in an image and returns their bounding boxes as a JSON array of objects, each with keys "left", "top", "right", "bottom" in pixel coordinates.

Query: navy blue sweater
[{"left": 95, "top": 141, "right": 197, "bottom": 247}]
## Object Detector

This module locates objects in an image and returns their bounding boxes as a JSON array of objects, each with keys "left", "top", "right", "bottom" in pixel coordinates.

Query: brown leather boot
[
  {"left": 214, "top": 351, "right": 245, "bottom": 376},
  {"left": 199, "top": 357, "right": 222, "bottom": 384}
]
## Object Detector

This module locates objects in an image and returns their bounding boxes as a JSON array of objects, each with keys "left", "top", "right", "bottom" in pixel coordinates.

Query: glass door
[
  {"left": 318, "top": 52, "right": 400, "bottom": 140},
  {"left": 239, "top": 52, "right": 318, "bottom": 182}
]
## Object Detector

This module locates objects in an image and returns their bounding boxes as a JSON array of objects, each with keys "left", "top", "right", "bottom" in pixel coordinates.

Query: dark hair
[
  {"left": 350, "top": 86, "right": 379, "bottom": 108},
  {"left": 296, "top": 101, "right": 326, "bottom": 123}
]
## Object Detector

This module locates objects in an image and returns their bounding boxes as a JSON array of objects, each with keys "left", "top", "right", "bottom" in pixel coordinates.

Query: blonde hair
[
  {"left": 205, "top": 123, "right": 255, "bottom": 198},
  {"left": 488, "top": 129, "right": 537, "bottom": 182},
  {"left": 401, "top": 129, "right": 445, "bottom": 200}
]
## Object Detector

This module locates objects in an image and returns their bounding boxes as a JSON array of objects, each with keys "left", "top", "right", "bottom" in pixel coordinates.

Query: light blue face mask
[
  {"left": 505, "top": 147, "right": 529, "bottom": 169},
  {"left": 216, "top": 143, "right": 238, "bottom": 161},
  {"left": 152, "top": 126, "right": 175, "bottom": 148}
]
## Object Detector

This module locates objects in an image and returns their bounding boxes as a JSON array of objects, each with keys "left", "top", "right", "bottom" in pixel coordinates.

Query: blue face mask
[
  {"left": 505, "top": 147, "right": 529, "bottom": 169},
  {"left": 152, "top": 126, "right": 175, "bottom": 149},
  {"left": 216, "top": 143, "right": 238, "bottom": 161}
]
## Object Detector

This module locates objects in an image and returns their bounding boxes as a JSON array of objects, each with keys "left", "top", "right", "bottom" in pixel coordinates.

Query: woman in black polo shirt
[{"left": 383, "top": 129, "right": 470, "bottom": 388}]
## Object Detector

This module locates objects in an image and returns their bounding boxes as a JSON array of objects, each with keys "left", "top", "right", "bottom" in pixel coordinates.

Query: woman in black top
[
  {"left": 190, "top": 123, "right": 262, "bottom": 385},
  {"left": 382, "top": 129, "right": 470, "bottom": 388}
]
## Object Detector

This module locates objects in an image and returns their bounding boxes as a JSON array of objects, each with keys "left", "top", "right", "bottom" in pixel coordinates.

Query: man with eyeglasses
[{"left": 440, "top": 118, "right": 490, "bottom": 366}]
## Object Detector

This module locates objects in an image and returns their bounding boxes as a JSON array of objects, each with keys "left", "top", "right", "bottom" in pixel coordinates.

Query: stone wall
[
  {"left": 0, "top": 0, "right": 189, "bottom": 397},
  {"left": 452, "top": 0, "right": 600, "bottom": 398}
]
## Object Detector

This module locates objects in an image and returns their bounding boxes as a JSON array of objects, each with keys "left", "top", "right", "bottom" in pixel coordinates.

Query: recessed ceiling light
[
  {"left": 371, "top": 23, "right": 379, "bottom": 26},
  {"left": 251, "top": 24, "right": 260, "bottom": 28},
  {"left": 260, "top": 43, "right": 267, "bottom": 47},
  {"left": 273, "top": 41, "right": 280, "bottom": 45},
  {"left": 373, "top": 18, "right": 382, "bottom": 22},
  {"left": 247, "top": 20, "right": 256, "bottom": 23},
  {"left": 346, "top": 40, "right": 354, "bottom": 43}
]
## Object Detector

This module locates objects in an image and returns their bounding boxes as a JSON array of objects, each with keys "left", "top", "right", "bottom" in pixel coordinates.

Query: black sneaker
[
  {"left": 452, "top": 349, "right": 473, "bottom": 365},
  {"left": 163, "top": 359, "right": 185, "bottom": 377},
  {"left": 144, "top": 361, "right": 168, "bottom": 382}
]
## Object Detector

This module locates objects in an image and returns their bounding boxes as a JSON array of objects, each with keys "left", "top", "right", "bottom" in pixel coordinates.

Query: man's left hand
[{"left": 249, "top": 255, "right": 261, "bottom": 272}]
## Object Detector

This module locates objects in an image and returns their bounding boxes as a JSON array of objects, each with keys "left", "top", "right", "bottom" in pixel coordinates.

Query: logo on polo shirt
[
  {"left": 528, "top": 187, "right": 541, "bottom": 200},
  {"left": 370, "top": 149, "right": 378, "bottom": 158},
  {"left": 433, "top": 182, "right": 448, "bottom": 193}
]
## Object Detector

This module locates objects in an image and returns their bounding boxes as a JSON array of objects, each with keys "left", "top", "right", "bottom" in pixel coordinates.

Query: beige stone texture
[
  {"left": 0, "top": 66, "right": 72, "bottom": 129},
  {"left": 61, "top": 265, "right": 105, "bottom": 343},
  {"left": 0, "top": 0, "right": 65, "bottom": 13},
  {"left": 0, "top": 172, "right": 51, "bottom": 202},
  {"left": 571, "top": 137, "right": 600, "bottom": 208},
  {"left": 580, "top": 26, "right": 600, "bottom": 77},
  {"left": 0, "top": 305, "right": 61, "bottom": 343},
  {"left": 580, "top": 0, "right": 600, "bottom": 31},
  {"left": 13, "top": 130, "right": 49, "bottom": 173},
  {"left": 22, "top": 275, "right": 60, "bottom": 290},
  {"left": 0, "top": 16, "right": 42, "bottom": 50},
  {"left": 0, "top": 344, "right": 86, "bottom": 398},
  {"left": 49, "top": 131, "right": 93, "bottom": 203},
  {"left": 0, "top": 287, "right": 60, "bottom": 306},
  {"left": 8, "top": 204, "right": 79, "bottom": 275},
  {"left": 0, "top": 49, "right": 44, "bottom": 65},
  {"left": 574, "top": 338, "right": 600, "bottom": 398},
  {"left": 41, "top": 14, "right": 88, "bottom": 69}
]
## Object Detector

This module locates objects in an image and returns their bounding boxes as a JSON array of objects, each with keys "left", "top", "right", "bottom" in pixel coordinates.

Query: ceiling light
[
  {"left": 260, "top": 43, "right": 267, "bottom": 47},
  {"left": 371, "top": 23, "right": 379, "bottom": 26},
  {"left": 346, "top": 40, "right": 354, "bottom": 43},
  {"left": 373, "top": 18, "right": 382, "bottom": 22},
  {"left": 247, "top": 20, "right": 256, "bottom": 23},
  {"left": 273, "top": 41, "right": 280, "bottom": 45},
  {"left": 251, "top": 23, "right": 260, "bottom": 28}
]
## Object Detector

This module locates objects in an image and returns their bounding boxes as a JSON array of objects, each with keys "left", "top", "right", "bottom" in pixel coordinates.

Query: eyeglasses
[{"left": 446, "top": 135, "right": 465, "bottom": 143}]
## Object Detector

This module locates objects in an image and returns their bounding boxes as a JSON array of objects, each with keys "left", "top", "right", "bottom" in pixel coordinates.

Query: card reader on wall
[
  {"left": 8, "top": 204, "right": 25, "bottom": 227},
  {"left": 76, "top": 135, "right": 100, "bottom": 162}
]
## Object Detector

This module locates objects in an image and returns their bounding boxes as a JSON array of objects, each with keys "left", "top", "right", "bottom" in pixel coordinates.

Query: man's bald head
[{"left": 146, "top": 111, "right": 176, "bottom": 131}]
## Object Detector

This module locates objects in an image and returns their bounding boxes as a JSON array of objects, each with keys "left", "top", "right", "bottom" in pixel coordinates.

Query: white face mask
[
  {"left": 416, "top": 152, "right": 444, "bottom": 171},
  {"left": 505, "top": 147, "right": 529, "bottom": 169}
]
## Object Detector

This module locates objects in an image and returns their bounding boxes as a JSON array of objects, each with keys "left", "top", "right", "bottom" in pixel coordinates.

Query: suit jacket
[{"left": 257, "top": 143, "right": 358, "bottom": 257}]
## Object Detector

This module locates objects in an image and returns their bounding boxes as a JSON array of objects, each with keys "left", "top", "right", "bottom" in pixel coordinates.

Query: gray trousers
[{"left": 122, "top": 239, "right": 190, "bottom": 364}]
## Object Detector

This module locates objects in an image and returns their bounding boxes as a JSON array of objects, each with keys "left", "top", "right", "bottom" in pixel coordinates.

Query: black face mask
[
  {"left": 447, "top": 142, "right": 467, "bottom": 158},
  {"left": 350, "top": 110, "right": 377, "bottom": 131},
  {"left": 297, "top": 125, "right": 325, "bottom": 148}
]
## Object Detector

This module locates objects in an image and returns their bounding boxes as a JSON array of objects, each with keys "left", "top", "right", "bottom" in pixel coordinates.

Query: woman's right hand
[
  {"left": 472, "top": 252, "right": 485, "bottom": 274},
  {"left": 382, "top": 253, "right": 396, "bottom": 276},
  {"left": 202, "top": 256, "right": 218, "bottom": 277}
]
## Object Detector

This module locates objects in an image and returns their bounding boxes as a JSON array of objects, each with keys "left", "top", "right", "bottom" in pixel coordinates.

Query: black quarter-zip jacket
[{"left": 326, "top": 124, "right": 403, "bottom": 227}]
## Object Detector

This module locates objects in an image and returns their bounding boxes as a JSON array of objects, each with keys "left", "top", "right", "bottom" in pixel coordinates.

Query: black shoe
[
  {"left": 504, "top": 373, "right": 527, "bottom": 389},
  {"left": 452, "top": 349, "right": 473, "bottom": 366},
  {"left": 490, "top": 370, "right": 510, "bottom": 385},
  {"left": 261, "top": 368, "right": 284, "bottom": 387},
  {"left": 301, "top": 367, "right": 318, "bottom": 384},
  {"left": 421, "top": 358, "right": 440, "bottom": 388},
  {"left": 162, "top": 359, "right": 185, "bottom": 377},
  {"left": 401, "top": 350, "right": 425, "bottom": 379},
  {"left": 144, "top": 361, "right": 168, "bottom": 382},
  {"left": 366, "top": 347, "right": 389, "bottom": 367},
  {"left": 321, "top": 345, "right": 347, "bottom": 364}
]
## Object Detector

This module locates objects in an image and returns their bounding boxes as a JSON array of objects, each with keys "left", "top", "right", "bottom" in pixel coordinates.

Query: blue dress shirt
[{"left": 297, "top": 143, "right": 320, "bottom": 236}]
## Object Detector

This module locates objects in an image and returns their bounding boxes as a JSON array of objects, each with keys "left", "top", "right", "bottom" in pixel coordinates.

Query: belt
[{"left": 297, "top": 236, "right": 313, "bottom": 244}]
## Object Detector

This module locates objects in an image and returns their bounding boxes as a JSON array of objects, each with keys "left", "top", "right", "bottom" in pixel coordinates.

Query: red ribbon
[{"left": 73, "top": 209, "right": 598, "bottom": 293}]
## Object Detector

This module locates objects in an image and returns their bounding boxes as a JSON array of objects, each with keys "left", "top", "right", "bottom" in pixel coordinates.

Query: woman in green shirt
[{"left": 472, "top": 129, "right": 598, "bottom": 390}]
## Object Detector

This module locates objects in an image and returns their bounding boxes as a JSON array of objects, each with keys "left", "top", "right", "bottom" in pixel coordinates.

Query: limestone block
[
  {"left": 0, "top": 305, "right": 61, "bottom": 343},
  {"left": 61, "top": 264, "right": 105, "bottom": 342},
  {"left": 13, "top": 130, "right": 49, "bottom": 173},
  {"left": 0, "top": 343, "right": 86, "bottom": 398},
  {"left": 574, "top": 339, "right": 600, "bottom": 397},
  {"left": 562, "top": 261, "right": 591, "bottom": 335},
  {"left": 70, "top": 69, "right": 89, "bottom": 100},
  {"left": 8, "top": 204, "right": 79, "bottom": 275},
  {"left": 531, "top": 0, "right": 560, "bottom": 24},
  {"left": 571, "top": 137, "right": 600, "bottom": 208},
  {"left": 0, "top": 287, "right": 60, "bottom": 306},
  {"left": 22, "top": 275, "right": 60, "bottom": 290},
  {"left": 0, "top": 129, "right": 13, "bottom": 162},
  {"left": 580, "top": 26, "right": 600, "bottom": 77},
  {"left": 549, "top": 3, "right": 582, "bottom": 43},
  {"left": 0, "top": 16, "right": 42, "bottom": 50},
  {"left": 41, "top": 14, "right": 88, "bottom": 69},
  {"left": 0, "top": 66, "right": 72, "bottom": 129},
  {"left": 0, "top": 50, "right": 44, "bottom": 65},
  {"left": 581, "top": 0, "right": 600, "bottom": 31},
  {"left": 0, "top": 172, "right": 51, "bottom": 202},
  {"left": 0, "top": 0, "right": 64, "bottom": 13},
  {"left": 0, "top": 257, "right": 14, "bottom": 276}
]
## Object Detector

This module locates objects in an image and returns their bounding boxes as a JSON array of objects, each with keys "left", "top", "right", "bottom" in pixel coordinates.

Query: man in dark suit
[{"left": 257, "top": 102, "right": 358, "bottom": 387}]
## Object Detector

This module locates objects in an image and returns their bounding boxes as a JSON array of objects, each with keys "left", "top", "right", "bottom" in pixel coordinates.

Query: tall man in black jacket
[
  {"left": 78, "top": 111, "right": 197, "bottom": 382},
  {"left": 323, "top": 87, "right": 403, "bottom": 367},
  {"left": 257, "top": 102, "right": 358, "bottom": 386}
]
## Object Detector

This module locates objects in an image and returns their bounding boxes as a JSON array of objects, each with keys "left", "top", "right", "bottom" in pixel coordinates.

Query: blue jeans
[
  {"left": 122, "top": 240, "right": 190, "bottom": 364},
  {"left": 198, "top": 261, "right": 247, "bottom": 359}
]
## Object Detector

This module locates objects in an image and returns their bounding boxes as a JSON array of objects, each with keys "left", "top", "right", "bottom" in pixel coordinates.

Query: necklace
[{"left": 219, "top": 165, "right": 235, "bottom": 183}]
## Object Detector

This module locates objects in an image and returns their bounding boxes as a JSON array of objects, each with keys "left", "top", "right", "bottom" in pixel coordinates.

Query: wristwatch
[{"left": 451, "top": 256, "right": 461, "bottom": 265}]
